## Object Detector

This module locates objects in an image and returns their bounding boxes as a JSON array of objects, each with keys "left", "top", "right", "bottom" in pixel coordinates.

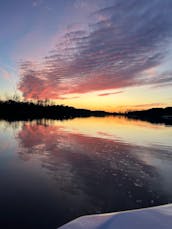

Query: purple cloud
[{"left": 18, "top": 0, "right": 172, "bottom": 99}]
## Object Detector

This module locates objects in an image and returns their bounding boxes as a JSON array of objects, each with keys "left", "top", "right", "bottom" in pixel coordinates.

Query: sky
[{"left": 0, "top": 0, "right": 172, "bottom": 112}]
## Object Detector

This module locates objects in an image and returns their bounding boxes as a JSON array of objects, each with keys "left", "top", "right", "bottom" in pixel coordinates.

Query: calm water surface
[{"left": 0, "top": 116, "right": 172, "bottom": 228}]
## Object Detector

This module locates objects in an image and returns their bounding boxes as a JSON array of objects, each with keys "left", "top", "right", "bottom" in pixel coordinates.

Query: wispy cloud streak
[{"left": 98, "top": 91, "right": 123, "bottom": 96}]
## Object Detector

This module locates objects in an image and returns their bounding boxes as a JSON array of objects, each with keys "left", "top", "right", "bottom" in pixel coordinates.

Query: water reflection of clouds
[
  {"left": 51, "top": 117, "right": 172, "bottom": 147},
  {"left": 16, "top": 119, "right": 172, "bottom": 213}
]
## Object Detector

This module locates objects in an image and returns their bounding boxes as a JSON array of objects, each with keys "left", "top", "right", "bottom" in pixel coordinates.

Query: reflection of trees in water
[
  {"left": 17, "top": 122, "right": 172, "bottom": 215},
  {"left": 0, "top": 120, "right": 22, "bottom": 131}
]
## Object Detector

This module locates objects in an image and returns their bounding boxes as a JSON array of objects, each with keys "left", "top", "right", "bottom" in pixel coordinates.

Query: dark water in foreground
[{"left": 0, "top": 116, "right": 172, "bottom": 228}]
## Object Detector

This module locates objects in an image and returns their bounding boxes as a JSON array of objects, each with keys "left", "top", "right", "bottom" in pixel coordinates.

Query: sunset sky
[{"left": 0, "top": 0, "right": 172, "bottom": 111}]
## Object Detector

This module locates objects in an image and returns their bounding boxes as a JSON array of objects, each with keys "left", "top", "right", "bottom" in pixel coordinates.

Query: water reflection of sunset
[
  {"left": 18, "top": 117, "right": 172, "bottom": 203},
  {"left": 0, "top": 117, "right": 172, "bottom": 228},
  {"left": 38, "top": 116, "right": 172, "bottom": 147}
]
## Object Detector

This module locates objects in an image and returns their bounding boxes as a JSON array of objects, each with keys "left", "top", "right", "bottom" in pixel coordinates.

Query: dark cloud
[
  {"left": 19, "top": 0, "right": 172, "bottom": 99},
  {"left": 98, "top": 91, "right": 123, "bottom": 96}
]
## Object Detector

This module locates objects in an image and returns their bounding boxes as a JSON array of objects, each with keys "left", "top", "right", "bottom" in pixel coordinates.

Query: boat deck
[{"left": 59, "top": 204, "right": 172, "bottom": 229}]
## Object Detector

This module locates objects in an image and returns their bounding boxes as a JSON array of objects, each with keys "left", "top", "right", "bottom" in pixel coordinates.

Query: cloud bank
[{"left": 19, "top": 0, "right": 172, "bottom": 99}]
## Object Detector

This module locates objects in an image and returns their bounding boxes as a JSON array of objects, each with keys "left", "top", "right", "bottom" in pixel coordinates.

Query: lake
[{"left": 0, "top": 116, "right": 172, "bottom": 228}]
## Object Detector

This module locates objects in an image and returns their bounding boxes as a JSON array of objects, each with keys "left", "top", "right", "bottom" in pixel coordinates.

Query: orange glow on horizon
[{"left": 17, "top": 85, "right": 171, "bottom": 113}]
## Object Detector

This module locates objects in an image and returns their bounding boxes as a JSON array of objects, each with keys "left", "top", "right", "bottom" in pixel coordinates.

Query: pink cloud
[{"left": 18, "top": 0, "right": 172, "bottom": 100}]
